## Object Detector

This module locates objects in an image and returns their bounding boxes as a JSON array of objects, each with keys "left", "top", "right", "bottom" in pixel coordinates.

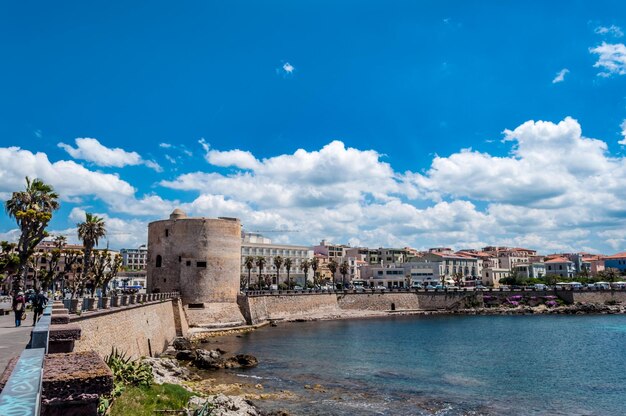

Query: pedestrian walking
[
  {"left": 32, "top": 290, "right": 48, "bottom": 325},
  {"left": 12, "top": 291, "right": 26, "bottom": 327}
]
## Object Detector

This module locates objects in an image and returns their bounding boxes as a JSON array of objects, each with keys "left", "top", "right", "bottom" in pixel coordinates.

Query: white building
[
  {"left": 120, "top": 245, "right": 148, "bottom": 271},
  {"left": 241, "top": 233, "right": 313, "bottom": 286}
]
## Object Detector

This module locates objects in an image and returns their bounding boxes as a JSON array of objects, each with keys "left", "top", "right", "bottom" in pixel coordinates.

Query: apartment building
[
  {"left": 241, "top": 233, "right": 313, "bottom": 286},
  {"left": 120, "top": 245, "right": 147, "bottom": 271}
]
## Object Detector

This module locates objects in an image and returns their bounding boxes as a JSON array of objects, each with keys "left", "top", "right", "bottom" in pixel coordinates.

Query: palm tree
[
  {"left": 5, "top": 177, "right": 59, "bottom": 291},
  {"left": 300, "top": 259, "right": 310, "bottom": 288},
  {"left": 256, "top": 256, "right": 266, "bottom": 288},
  {"left": 273, "top": 255, "right": 284, "bottom": 287},
  {"left": 328, "top": 259, "right": 338, "bottom": 289},
  {"left": 244, "top": 256, "right": 255, "bottom": 290},
  {"left": 284, "top": 258, "right": 293, "bottom": 289},
  {"left": 77, "top": 213, "right": 106, "bottom": 294},
  {"left": 311, "top": 257, "right": 319, "bottom": 287},
  {"left": 53, "top": 234, "right": 67, "bottom": 249},
  {"left": 339, "top": 261, "right": 350, "bottom": 289}
]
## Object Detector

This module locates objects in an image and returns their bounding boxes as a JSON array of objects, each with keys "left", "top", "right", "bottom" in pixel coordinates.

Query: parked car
[
  {"left": 533, "top": 284, "right": 547, "bottom": 291},
  {"left": 474, "top": 285, "right": 487, "bottom": 291},
  {"left": 499, "top": 285, "right": 511, "bottom": 290},
  {"left": 425, "top": 284, "right": 436, "bottom": 290},
  {"left": 375, "top": 285, "right": 386, "bottom": 290},
  {"left": 293, "top": 285, "right": 303, "bottom": 291},
  {"left": 411, "top": 282, "right": 423, "bottom": 289}
]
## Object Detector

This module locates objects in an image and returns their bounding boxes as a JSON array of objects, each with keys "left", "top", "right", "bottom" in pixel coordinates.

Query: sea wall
[
  {"left": 337, "top": 292, "right": 419, "bottom": 311},
  {"left": 240, "top": 293, "right": 341, "bottom": 324},
  {"left": 565, "top": 290, "right": 626, "bottom": 305},
  {"left": 240, "top": 291, "right": 483, "bottom": 324},
  {"left": 416, "top": 291, "right": 481, "bottom": 310},
  {"left": 72, "top": 298, "right": 188, "bottom": 360}
]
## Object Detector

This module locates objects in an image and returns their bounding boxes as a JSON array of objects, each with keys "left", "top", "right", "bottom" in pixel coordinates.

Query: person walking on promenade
[
  {"left": 12, "top": 291, "right": 26, "bottom": 327},
  {"left": 32, "top": 290, "right": 48, "bottom": 326}
]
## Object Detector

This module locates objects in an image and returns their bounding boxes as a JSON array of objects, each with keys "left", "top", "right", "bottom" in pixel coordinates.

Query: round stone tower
[{"left": 147, "top": 209, "right": 241, "bottom": 306}]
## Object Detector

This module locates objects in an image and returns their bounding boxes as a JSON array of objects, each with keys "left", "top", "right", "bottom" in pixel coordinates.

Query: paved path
[{"left": 0, "top": 303, "right": 33, "bottom": 375}]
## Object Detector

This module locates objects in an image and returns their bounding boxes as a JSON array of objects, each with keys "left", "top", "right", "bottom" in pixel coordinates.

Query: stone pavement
[{"left": 0, "top": 302, "right": 33, "bottom": 374}]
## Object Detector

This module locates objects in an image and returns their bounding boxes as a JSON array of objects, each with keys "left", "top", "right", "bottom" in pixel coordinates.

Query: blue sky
[{"left": 2, "top": 1, "right": 626, "bottom": 253}]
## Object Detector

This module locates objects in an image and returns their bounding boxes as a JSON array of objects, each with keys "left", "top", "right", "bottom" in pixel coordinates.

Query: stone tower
[{"left": 147, "top": 209, "right": 244, "bottom": 326}]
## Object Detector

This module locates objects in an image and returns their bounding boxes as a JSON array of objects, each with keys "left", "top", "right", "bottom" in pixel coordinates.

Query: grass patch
[{"left": 109, "top": 383, "right": 194, "bottom": 416}]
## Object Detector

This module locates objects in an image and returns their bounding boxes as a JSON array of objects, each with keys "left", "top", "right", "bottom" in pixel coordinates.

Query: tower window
[
  {"left": 197, "top": 261, "right": 207, "bottom": 268},
  {"left": 165, "top": 229, "right": 169, "bottom": 237},
  {"left": 156, "top": 255, "right": 162, "bottom": 268}
]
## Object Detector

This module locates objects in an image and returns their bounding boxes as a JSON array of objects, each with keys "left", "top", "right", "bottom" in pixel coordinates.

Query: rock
[
  {"left": 176, "top": 350, "right": 196, "bottom": 361},
  {"left": 194, "top": 349, "right": 225, "bottom": 370},
  {"left": 173, "top": 336, "right": 193, "bottom": 351},
  {"left": 142, "top": 357, "right": 191, "bottom": 386},
  {"left": 188, "top": 394, "right": 260, "bottom": 416},
  {"left": 224, "top": 354, "right": 259, "bottom": 369}
]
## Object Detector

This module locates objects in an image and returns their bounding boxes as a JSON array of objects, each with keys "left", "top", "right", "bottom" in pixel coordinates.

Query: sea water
[{"left": 212, "top": 315, "right": 626, "bottom": 415}]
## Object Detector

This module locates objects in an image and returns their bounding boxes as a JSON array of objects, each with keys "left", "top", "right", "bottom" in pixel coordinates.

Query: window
[
  {"left": 156, "top": 255, "right": 162, "bottom": 268},
  {"left": 186, "top": 260, "right": 191, "bottom": 266},
  {"left": 197, "top": 261, "right": 207, "bottom": 268},
  {"left": 165, "top": 229, "right": 169, "bottom": 237}
]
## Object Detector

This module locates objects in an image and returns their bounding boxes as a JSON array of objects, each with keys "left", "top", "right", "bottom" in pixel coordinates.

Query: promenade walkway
[{"left": 0, "top": 302, "right": 32, "bottom": 374}]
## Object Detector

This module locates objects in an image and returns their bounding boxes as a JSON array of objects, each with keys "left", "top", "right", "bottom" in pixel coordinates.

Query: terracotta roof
[
  {"left": 604, "top": 252, "right": 626, "bottom": 259},
  {"left": 544, "top": 257, "right": 573, "bottom": 264}
]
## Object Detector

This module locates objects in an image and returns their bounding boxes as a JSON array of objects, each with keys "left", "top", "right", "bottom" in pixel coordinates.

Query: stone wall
[
  {"left": 337, "top": 293, "right": 419, "bottom": 311},
  {"left": 72, "top": 299, "right": 188, "bottom": 360},
  {"left": 416, "top": 291, "right": 481, "bottom": 310},
  {"left": 241, "top": 293, "right": 341, "bottom": 324},
  {"left": 566, "top": 290, "right": 626, "bottom": 305}
]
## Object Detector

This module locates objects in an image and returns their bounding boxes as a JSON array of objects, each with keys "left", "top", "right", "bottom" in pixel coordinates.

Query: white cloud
[
  {"left": 595, "top": 25, "right": 624, "bottom": 38},
  {"left": 589, "top": 42, "right": 626, "bottom": 77},
  {"left": 58, "top": 137, "right": 162, "bottom": 171},
  {"left": 159, "top": 143, "right": 172, "bottom": 148},
  {"left": 157, "top": 117, "right": 626, "bottom": 253},
  {"left": 0, "top": 146, "right": 174, "bottom": 218},
  {"left": 552, "top": 68, "right": 569, "bottom": 83},
  {"left": 205, "top": 149, "right": 261, "bottom": 170},
  {"left": 619, "top": 120, "right": 626, "bottom": 145},
  {"left": 6, "top": 117, "right": 626, "bottom": 253},
  {"left": 282, "top": 62, "right": 295, "bottom": 74}
]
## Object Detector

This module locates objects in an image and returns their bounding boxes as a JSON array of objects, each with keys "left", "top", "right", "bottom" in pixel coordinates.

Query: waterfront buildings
[
  {"left": 603, "top": 252, "right": 626, "bottom": 272},
  {"left": 544, "top": 257, "right": 576, "bottom": 278},
  {"left": 120, "top": 245, "right": 147, "bottom": 271},
  {"left": 242, "top": 232, "right": 313, "bottom": 286}
]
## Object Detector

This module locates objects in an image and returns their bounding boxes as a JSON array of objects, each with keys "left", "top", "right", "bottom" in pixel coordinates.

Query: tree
[
  {"left": 598, "top": 268, "right": 620, "bottom": 283},
  {"left": 0, "top": 242, "right": 19, "bottom": 286},
  {"left": 244, "top": 256, "right": 255, "bottom": 290},
  {"left": 62, "top": 249, "right": 84, "bottom": 299},
  {"left": 284, "top": 258, "right": 293, "bottom": 289},
  {"left": 91, "top": 250, "right": 123, "bottom": 295},
  {"left": 53, "top": 234, "right": 67, "bottom": 249},
  {"left": 38, "top": 249, "right": 62, "bottom": 291},
  {"left": 452, "top": 272, "right": 463, "bottom": 288},
  {"left": 5, "top": 177, "right": 59, "bottom": 291},
  {"left": 300, "top": 259, "right": 310, "bottom": 288},
  {"left": 339, "top": 261, "right": 350, "bottom": 289},
  {"left": 328, "top": 259, "right": 338, "bottom": 288},
  {"left": 273, "top": 255, "right": 284, "bottom": 286},
  {"left": 256, "top": 256, "right": 266, "bottom": 288},
  {"left": 311, "top": 257, "right": 319, "bottom": 287},
  {"left": 77, "top": 213, "right": 106, "bottom": 289}
]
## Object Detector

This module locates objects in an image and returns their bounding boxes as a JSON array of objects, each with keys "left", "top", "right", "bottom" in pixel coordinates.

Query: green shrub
[{"left": 99, "top": 348, "right": 155, "bottom": 415}]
